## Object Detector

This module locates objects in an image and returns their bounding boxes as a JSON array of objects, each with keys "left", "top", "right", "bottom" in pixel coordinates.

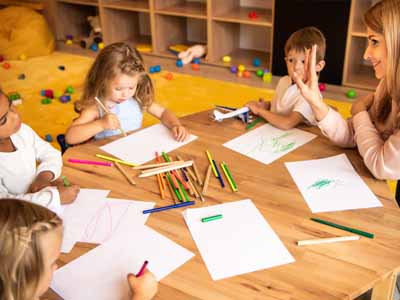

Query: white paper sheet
[
  {"left": 51, "top": 224, "right": 194, "bottom": 300},
  {"left": 79, "top": 198, "right": 155, "bottom": 244},
  {"left": 223, "top": 124, "right": 316, "bottom": 165},
  {"left": 183, "top": 199, "right": 294, "bottom": 280},
  {"left": 100, "top": 123, "right": 198, "bottom": 165},
  {"left": 285, "top": 154, "right": 382, "bottom": 212},
  {"left": 60, "top": 189, "right": 110, "bottom": 253}
]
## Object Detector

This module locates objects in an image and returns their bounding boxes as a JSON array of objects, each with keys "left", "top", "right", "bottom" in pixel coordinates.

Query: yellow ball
[
  {"left": 19, "top": 54, "right": 27, "bottom": 60},
  {"left": 98, "top": 42, "right": 105, "bottom": 50},
  {"left": 238, "top": 64, "right": 245, "bottom": 72},
  {"left": 65, "top": 39, "right": 73, "bottom": 45},
  {"left": 222, "top": 55, "right": 231, "bottom": 63}
]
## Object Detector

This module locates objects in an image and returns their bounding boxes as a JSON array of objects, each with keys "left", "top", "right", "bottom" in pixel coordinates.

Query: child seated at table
[{"left": 246, "top": 27, "right": 326, "bottom": 130}]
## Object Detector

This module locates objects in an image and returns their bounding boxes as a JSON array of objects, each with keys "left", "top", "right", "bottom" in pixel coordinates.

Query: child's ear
[{"left": 315, "top": 60, "right": 326, "bottom": 72}]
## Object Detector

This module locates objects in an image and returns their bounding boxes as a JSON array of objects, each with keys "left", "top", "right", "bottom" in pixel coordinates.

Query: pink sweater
[{"left": 318, "top": 81, "right": 400, "bottom": 180}]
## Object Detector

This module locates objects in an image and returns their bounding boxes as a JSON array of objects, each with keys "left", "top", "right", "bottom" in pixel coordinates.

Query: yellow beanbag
[{"left": 0, "top": 6, "right": 54, "bottom": 60}]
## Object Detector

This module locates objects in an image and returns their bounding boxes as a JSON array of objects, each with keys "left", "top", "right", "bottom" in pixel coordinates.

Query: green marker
[
  {"left": 201, "top": 214, "right": 223, "bottom": 223},
  {"left": 245, "top": 117, "right": 264, "bottom": 130},
  {"left": 310, "top": 218, "right": 374, "bottom": 239},
  {"left": 61, "top": 175, "right": 70, "bottom": 187}
]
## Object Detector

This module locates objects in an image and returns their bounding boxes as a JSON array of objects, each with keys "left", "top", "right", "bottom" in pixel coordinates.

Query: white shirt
[
  {"left": 271, "top": 76, "right": 317, "bottom": 126},
  {"left": 0, "top": 123, "right": 62, "bottom": 214}
]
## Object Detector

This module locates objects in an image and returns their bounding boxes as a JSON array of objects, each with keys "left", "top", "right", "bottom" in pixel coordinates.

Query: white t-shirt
[
  {"left": 0, "top": 123, "right": 62, "bottom": 214},
  {"left": 271, "top": 76, "right": 318, "bottom": 126}
]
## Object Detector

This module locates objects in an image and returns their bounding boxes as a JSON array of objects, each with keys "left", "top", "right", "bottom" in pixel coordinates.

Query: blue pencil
[
  {"left": 143, "top": 201, "right": 195, "bottom": 214},
  {"left": 212, "top": 159, "right": 225, "bottom": 188}
]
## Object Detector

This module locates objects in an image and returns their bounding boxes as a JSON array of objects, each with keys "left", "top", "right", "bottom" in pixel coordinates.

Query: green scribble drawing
[
  {"left": 308, "top": 179, "right": 335, "bottom": 190},
  {"left": 246, "top": 132, "right": 296, "bottom": 155}
]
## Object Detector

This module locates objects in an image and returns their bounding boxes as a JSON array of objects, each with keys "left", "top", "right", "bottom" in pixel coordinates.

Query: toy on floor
[
  {"left": 0, "top": 55, "right": 4, "bottom": 62},
  {"left": 44, "top": 134, "right": 52, "bottom": 142},
  {"left": 149, "top": 65, "right": 161, "bottom": 73},
  {"left": 164, "top": 72, "right": 173, "bottom": 80},
  {"left": 41, "top": 89, "right": 54, "bottom": 98},
  {"left": 41, "top": 98, "right": 51, "bottom": 104},
  {"left": 60, "top": 94, "right": 71, "bottom": 103},
  {"left": 230, "top": 66, "right": 237, "bottom": 73},
  {"left": 243, "top": 71, "right": 251, "bottom": 78},
  {"left": 319, "top": 82, "right": 326, "bottom": 92},
  {"left": 176, "top": 59, "right": 183, "bottom": 68},
  {"left": 256, "top": 69, "right": 264, "bottom": 77},
  {"left": 2, "top": 62, "right": 10, "bottom": 69},
  {"left": 65, "top": 86, "right": 74, "bottom": 94},
  {"left": 346, "top": 89, "right": 357, "bottom": 99},
  {"left": 222, "top": 55, "right": 231, "bottom": 63},
  {"left": 19, "top": 54, "right": 27, "bottom": 60},
  {"left": 178, "top": 44, "right": 206, "bottom": 65},
  {"left": 18, "top": 74, "right": 25, "bottom": 80},
  {"left": 8, "top": 92, "right": 22, "bottom": 105},
  {"left": 80, "top": 16, "right": 103, "bottom": 51},
  {"left": 168, "top": 44, "right": 189, "bottom": 55},
  {"left": 253, "top": 58, "right": 261, "bottom": 67},
  {"left": 58, "top": 65, "right": 65, "bottom": 71},
  {"left": 192, "top": 57, "right": 201, "bottom": 64},
  {"left": 191, "top": 63, "right": 200, "bottom": 71}
]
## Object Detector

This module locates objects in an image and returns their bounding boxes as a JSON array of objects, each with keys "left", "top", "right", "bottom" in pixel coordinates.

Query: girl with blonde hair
[{"left": 66, "top": 42, "right": 188, "bottom": 144}]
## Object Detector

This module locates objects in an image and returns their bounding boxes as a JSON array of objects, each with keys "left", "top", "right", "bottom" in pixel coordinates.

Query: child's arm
[
  {"left": 65, "top": 105, "right": 120, "bottom": 144},
  {"left": 147, "top": 103, "right": 189, "bottom": 141},
  {"left": 246, "top": 102, "right": 304, "bottom": 130},
  {"left": 127, "top": 270, "right": 158, "bottom": 300}
]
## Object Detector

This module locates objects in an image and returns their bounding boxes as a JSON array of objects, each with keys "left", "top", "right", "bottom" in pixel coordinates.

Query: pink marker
[
  {"left": 68, "top": 158, "right": 112, "bottom": 167},
  {"left": 136, "top": 260, "right": 149, "bottom": 277}
]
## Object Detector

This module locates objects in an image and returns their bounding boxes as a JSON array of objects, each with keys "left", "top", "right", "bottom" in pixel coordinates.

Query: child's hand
[
  {"left": 258, "top": 98, "right": 271, "bottom": 110},
  {"left": 246, "top": 101, "right": 265, "bottom": 116},
  {"left": 29, "top": 171, "right": 54, "bottom": 193},
  {"left": 101, "top": 113, "right": 121, "bottom": 130},
  {"left": 171, "top": 125, "right": 188, "bottom": 142},
  {"left": 58, "top": 185, "right": 80, "bottom": 204},
  {"left": 127, "top": 270, "right": 158, "bottom": 300}
]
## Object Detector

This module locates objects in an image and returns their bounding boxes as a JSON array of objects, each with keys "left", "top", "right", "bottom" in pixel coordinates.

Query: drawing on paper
[
  {"left": 246, "top": 132, "right": 296, "bottom": 155},
  {"left": 307, "top": 178, "right": 342, "bottom": 191}
]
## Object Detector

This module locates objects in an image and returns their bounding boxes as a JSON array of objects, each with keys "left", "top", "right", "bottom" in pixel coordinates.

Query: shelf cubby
[
  {"left": 154, "top": 14, "right": 207, "bottom": 57},
  {"left": 101, "top": 0, "right": 149, "bottom": 12},
  {"left": 154, "top": 0, "right": 207, "bottom": 19},
  {"left": 102, "top": 8, "right": 152, "bottom": 50}
]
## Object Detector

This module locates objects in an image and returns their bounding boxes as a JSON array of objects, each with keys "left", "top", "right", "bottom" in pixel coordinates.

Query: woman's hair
[
  {"left": 78, "top": 42, "right": 154, "bottom": 111},
  {"left": 0, "top": 199, "right": 62, "bottom": 300},
  {"left": 364, "top": 0, "right": 400, "bottom": 125}
]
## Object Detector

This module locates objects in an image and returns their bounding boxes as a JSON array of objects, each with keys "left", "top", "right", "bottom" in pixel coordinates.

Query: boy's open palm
[{"left": 293, "top": 45, "right": 321, "bottom": 106}]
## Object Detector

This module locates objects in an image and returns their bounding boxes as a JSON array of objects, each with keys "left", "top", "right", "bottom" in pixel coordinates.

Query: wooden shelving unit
[
  {"left": 343, "top": 0, "right": 379, "bottom": 90},
  {"left": 50, "top": 0, "right": 275, "bottom": 72},
  {"left": 47, "top": 0, "right": 378, "bottom": 89}
]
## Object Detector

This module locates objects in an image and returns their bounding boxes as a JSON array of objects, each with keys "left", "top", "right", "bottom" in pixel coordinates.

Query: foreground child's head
[
  {"left": 0, "top": 199, "right": 63, "bottom": 300},
  {"left": 0, "top": 89, "right": 21, "bottom": 140},
  {"left": 81, "top": 42, "right": 154, "bottom": 109},
  {"left": 284, "top": 26, "right": 326, "bottom": 81}
]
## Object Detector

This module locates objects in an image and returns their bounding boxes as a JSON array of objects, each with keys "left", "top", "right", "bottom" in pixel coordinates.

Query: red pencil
[{"left": 136, "top": 260, "right": 149, "bottom": 277}]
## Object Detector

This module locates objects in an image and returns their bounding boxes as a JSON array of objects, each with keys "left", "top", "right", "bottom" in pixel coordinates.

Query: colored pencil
[
  {"left": 245, "top": 117, "right": 264, "bottom": 130},
  {"left": 94, "top": 96, "right": 127, "bottom": 137},
  {"left": 212, "top": 159, "right": 225, "bottom": 188},
  {"left": 205, "top": 150, "right": 218, "bottom": 177},
  {"left": 201, "top": 214, "right": 223, "bottom": 222},
  {"left": 133, "top": 161, "right": 180, "bottom": 170},
  {"left": 139, "top": 161, "right": 193, "bottom": 177},
  {"left": 192, "top": 160, "right": 203, "bottom": 186},
  {"left": 61, "top": 175, "right": 70, "bottom": 187},
  {"left": 221, "top": 162, "right": 237, "bottom": 190},
  {"left": 297, "top": 235, "right": 360, "bottom": 246},
  {"left": 68, "top": 158, "right": 112, "bottom": 167},
  {"left": 156, "top": 173, "right": 165, "bottom": 199},
  {"left": 220, "top": 163, "right": 237, "bottom": 192},
  {"left": 166, "top": 176, "right": 178, "bottom": 204},
  {"left": 136, "top": 261, "right": 148, "bottom": 277},
  {"left": 202, "top": 165, "right": 212, "bottom": 195},
  {"left": 96, "top": 154, "right": 137, "bottom": 167},
  {"left": 115, "top": 162, "right": 136, "bottom": 185},
  {"left": 143, "top": 201, "right": 195, "bottom": 214},
  {"left": 310, "top": 218, "right": 374, "bottom": 239}
]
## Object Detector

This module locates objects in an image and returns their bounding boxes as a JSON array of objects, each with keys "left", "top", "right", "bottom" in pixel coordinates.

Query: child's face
[
  {"left": 0, "top": 93, "right": 21, "bottom": 139},
  {"left": 285, "top": 49, "right": 306, "bottom": 81},
  {"left": 364, "top": 28, "right": 387, "bottom": 80},
  {"left": 107, "top": 73, "right": 139, "bottom": 104},
  {"left": 34, "top": 226, "right": 63, "bottom": 300}
]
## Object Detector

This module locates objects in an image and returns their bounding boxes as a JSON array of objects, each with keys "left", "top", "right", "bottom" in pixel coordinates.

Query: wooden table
[{"left": 48, "top": 110, "right": 400, "bottom": 300}]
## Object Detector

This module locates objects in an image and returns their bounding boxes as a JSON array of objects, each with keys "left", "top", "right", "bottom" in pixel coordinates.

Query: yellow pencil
[
  {"left": 96, "top": 154, "right": 137, "bottom": 167},
  {"left": 205, "top": 150, "right": 218, "bottom": 177}
]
